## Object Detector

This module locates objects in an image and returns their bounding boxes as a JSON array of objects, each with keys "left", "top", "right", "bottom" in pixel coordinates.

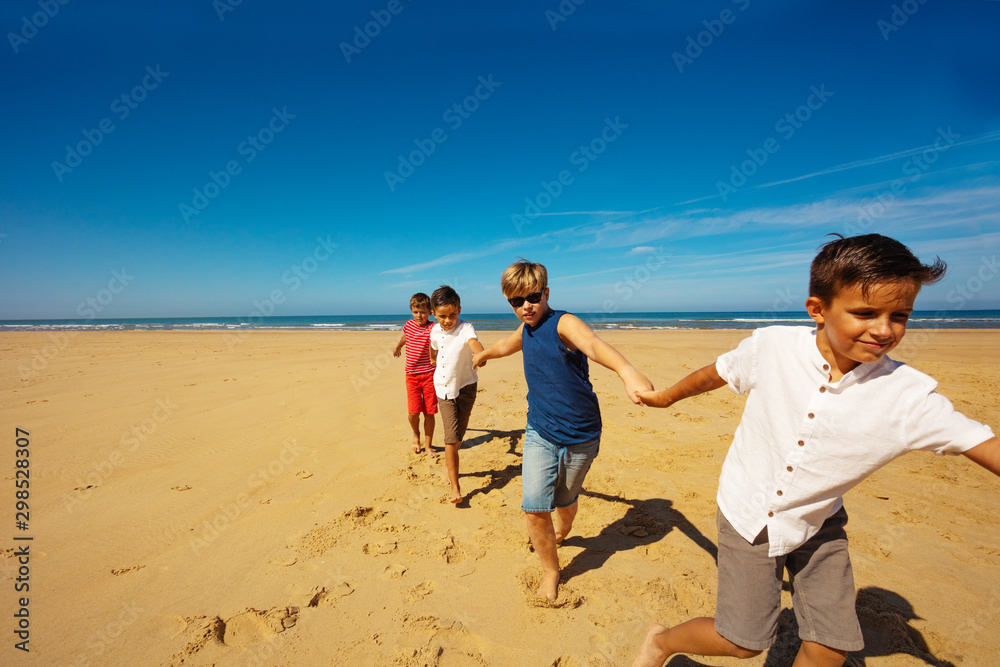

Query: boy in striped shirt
[{"left": 394, "top": 293, "right": 438, "bottom": 458}]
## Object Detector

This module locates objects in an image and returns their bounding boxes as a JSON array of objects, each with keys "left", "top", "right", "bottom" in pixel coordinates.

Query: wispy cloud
[
  {"left": 755, "top": 129, "right": 1000, "bottom": 190},
  {"left": 674, "top": 130, "right": 1000, "bottom": 206}
]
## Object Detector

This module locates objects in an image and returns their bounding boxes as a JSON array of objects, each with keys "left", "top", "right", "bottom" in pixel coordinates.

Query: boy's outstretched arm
[
  {"left": 963, "top": 437, "right": 1000, "bottom": 477},
  {"left": 637, "top": 363, "right": 727, "bottom": 409},
  {"left": 472, "top": 325, "right": 523, "bottom": 368},
  {"left": 556, "top": 314, "right": 653, "bottom": 404}
]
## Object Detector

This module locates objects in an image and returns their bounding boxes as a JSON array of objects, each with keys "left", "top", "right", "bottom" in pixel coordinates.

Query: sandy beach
[{"left": 2, "top": 329, "right": 998, "bottom": 666}]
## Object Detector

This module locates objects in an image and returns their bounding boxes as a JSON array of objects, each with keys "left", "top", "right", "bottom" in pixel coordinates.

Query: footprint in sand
[
  {"left": 221, "top": 607, "right": 298, "bottom": 648},
  {"left": 296, "top": 471, "right": 313, "bottom": 480},
  {"left": 268, "top": 555, "right": 298, "bottom": 567},
  {"left": 111, "top": 565, "right": 146, "bottom": 576},
  {"left": 363, "top": 540, "right": 398, "bottom": 556},
  {"left": 383, "top": 563, "right": 408, "bottom": 579},
  {"left": 406, "top": 581, "right": 434, "bottom": 603},
  {"left": 308, "top": 582, "right": 354, "bottom": 607},
  {"left": 517, "top": 569, "right": 583, "bottom": 609},
  {"left": 171, "top": 485, "right": 192, "bottom": 491}
]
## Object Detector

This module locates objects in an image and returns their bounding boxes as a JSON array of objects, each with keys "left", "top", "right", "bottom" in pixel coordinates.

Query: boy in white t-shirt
[
  {"left": 632, "top": 234, "right": 999, "bottom": 667},
  {"left": 429, "top": 285, "right": 485, "bottom": 504}
]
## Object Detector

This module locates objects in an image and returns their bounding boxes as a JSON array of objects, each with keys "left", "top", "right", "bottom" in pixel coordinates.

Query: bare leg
[
  {"left": 444, "top": 443, "right": 461, "bottom": 503},
  {"left": 423, "top": 414, "right": 437, "bottom": 458},
  {"left": 407, "top": 413, "right": 421, "bottom": 452},
  {"left": 525, "top": 512, "right": 560, "bottom": 600},
  {"left": 792, "top": 640, "right": 847, "bottom": 667},
  {"left": 553, "top": 502, "right": 578, "bottom": 545},
  {"left": 632, "top": 617, "right": 761, "bottom": 667}
]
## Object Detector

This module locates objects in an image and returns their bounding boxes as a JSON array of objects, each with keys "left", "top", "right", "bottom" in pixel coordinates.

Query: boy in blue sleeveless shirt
[{"left": 474, "top": 259, "right": 653, "bottom": 601}]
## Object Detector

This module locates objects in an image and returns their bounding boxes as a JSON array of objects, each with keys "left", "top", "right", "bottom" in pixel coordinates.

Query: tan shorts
[
  {"left": 437, "top": 383, "right": 477, "bottom": 445},
  {"left": 714, "top": 507, "right": 864, "bottom": 652}
]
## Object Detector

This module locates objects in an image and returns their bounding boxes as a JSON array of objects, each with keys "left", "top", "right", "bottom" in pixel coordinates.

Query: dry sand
[{"left": 1, "top": 329, "right": 998, "bottom": 666}]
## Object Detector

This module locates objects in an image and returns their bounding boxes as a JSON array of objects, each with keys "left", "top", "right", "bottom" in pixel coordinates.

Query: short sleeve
[
  {"left": 429, "top": 327, "right": 439, "bottom": 350},
  {"left": 716, "top": 330, "right": 757, "bottom": 396},
  {"left": 905, "top": 389, "right": 995, "bottom": 455}
]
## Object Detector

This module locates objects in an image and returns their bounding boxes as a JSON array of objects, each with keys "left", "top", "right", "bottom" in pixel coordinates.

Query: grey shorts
[
  {"left": 437, "top": 382, "right": 477, "bottom": 444},
  {"left": 715, "top": 508, "right": 864, "bottom": 653}
]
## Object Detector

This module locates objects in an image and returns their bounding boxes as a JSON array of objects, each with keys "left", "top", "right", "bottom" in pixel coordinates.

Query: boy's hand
[
  {"left": 636, "top": 389, "right": 673, "bottom": 409},
  {"left": 393, "top": 347, "right": 402, "bottom": 357},
  {"left": 472, "top": 351, "right": 486, "bottom": 368},
  {"left": 621, "top": 366, "right": 654, "bottom": 405}
]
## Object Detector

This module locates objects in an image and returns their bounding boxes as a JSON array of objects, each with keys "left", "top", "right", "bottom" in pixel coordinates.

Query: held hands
[
  {"left": 621, "top": 366, "right": 654, "bottom": 406},
  {"left": 635, "top": 389, "right": 673, "bottom": 408},
  {"left": 472, "top": 351, "right": 487, "bottom": 369}
]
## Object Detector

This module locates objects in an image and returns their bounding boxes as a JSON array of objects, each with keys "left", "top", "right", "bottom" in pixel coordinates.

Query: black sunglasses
[{"left": 507, "top": 291, "right": 543, "bottom": 308}]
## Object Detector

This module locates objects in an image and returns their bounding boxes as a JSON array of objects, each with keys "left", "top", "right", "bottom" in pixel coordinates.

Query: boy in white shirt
[
  {"left": 429, "top": 285, "right": 485, "bottom": 504},
  {"left": 632, "top": 234, "right": 1000, "bottom": 667}
]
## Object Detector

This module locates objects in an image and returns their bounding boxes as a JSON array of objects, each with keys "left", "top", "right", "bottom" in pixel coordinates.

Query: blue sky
[{"left": 2, "top": 0, "right": 998, "bottom": 319}]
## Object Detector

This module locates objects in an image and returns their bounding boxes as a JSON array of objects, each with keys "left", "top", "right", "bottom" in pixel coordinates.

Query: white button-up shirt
[
  {"left": 715, "top": 326, "right": 993, "bottom": 557},
  {"left": 430, "top": 320, "right": 478, "bottom": 400}
]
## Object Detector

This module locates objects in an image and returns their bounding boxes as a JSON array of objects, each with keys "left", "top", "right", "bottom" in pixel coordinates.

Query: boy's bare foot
[
  {"left": 410, "top": 436, "right": 421, "bottom": 453},
  {"left": 425, "top": 447, "right": 439, "bottom": 460},
  {"left": 632, "top": 623, "right": 671, "bottom": 667},
  {"left": 450, "top": 491, "right": 463, "bottom": 504},
  {"left": 536, "top": 570, "right": 559, "bottom": 601},
  {"left": 536, "top": 572, "right": 559, "bottom": 601}
]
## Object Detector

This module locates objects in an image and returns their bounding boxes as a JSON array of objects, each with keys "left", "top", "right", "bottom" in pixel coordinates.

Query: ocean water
[{"left": 2, "top": 310, "right": 999, "bottom": 332}]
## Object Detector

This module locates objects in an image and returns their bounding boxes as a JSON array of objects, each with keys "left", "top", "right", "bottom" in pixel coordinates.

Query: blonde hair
[{"left": 500, "top": 259, "right": 547, "bottom": 297}]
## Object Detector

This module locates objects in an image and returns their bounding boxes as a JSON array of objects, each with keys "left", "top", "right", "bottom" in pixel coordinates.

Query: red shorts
[{"left": 406, "top": 372, "right": 438, "bottom": 414}]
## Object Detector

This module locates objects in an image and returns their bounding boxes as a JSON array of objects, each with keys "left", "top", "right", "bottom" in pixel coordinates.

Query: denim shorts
[
  {"left": 715, "top": 507, "right": 864, "bottom": 652},
  {"left": 521, "top": 424, "right": 600, "bottom": 513}
]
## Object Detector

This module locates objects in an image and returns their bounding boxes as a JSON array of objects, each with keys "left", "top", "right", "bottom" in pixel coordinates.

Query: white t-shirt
[
  {"left": 429, "top": 320, "right": 478, "bottom": 399},
  {"left": 715, "top": 326, "right": 993, "bottom": 557}
]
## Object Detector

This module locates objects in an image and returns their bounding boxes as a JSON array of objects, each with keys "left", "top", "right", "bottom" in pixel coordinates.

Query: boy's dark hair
[
  {"left": 430, "top": 285, "right": 460, "bottom": 310},
  {"left": 409, "top": 293, "right": 431, "bottom": 311},
  {"left": 809, "top": 233, "right": 947, "bottom": 302}
]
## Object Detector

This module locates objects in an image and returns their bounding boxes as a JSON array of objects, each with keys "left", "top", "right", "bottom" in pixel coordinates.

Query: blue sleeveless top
[{"left": 522, "top": 309, "right": 602, "bottom": 444}]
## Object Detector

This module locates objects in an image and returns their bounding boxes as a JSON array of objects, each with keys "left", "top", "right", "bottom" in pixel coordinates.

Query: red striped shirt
[{"left": 403, "top": 319, "right": 434, "bottom": 375}]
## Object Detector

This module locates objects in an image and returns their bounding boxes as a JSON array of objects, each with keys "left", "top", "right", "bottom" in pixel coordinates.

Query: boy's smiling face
[
  {"left": 807, "top": 280, "right": 919, "bottom": 378},
  {"left": 411, "top": 305, "right": 430, "bottom": 327},
  {"left": 433, "top": 304, "right": 460, "bottom": 332}
]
